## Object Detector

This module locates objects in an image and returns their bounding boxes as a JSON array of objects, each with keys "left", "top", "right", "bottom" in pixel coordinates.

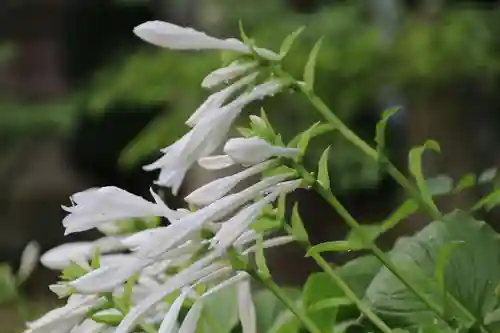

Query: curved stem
[
  {"left": 307, "top": 252, "right": 392, "bottom": 333},
  {"left": 249, "top": 270, "right": 323, "bottom": 333}
]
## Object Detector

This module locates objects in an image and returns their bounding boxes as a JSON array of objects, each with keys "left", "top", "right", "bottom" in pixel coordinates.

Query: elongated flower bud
[
  {"left": 224, "top": 137, "right": 300, "bottom": 165},
  {"left": 202, "top": 61, "right": 258, "bottom": 89}
]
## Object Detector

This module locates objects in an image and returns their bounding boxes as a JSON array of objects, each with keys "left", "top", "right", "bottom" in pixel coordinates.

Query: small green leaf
[
  {"left": 255, "top": 235, "right": 271, "bottom": 279},
  {"left": 122, "top": 273, "right": 139, "bottom": 311},
  {"left": 61, "top": 261, "right": 88, "bottom": 281},
  {"left": 91, "top": 310, "right": 123, "bottom": 325},
  {"left": 375, "top": 106, "right": 400, "bottom": 157},
  {"left": 479, "top": 167, "right": 498, "bottom": 184},
  {"left": 454, "top": 173, "right": 476, "bottom": 193},
  {"left": 288, "top": 123, "right": 333, "bottom": 148},
  {"left": 309, "top": 297, "right": 354, "bottom": 312},
  {"left": 426, "top": 175, "right": 454, "bottom": 196},
  {"left": 306, "top": 241, "right": 352, "bottom": 256},
  {"left": 408, "top": 140, "right": 441, "bottom": 210},
  {"left": 303, "top": 37, "right": 324, "bottom": 91},
  {"left": 90, "top": 248, "right": 100, "bottom": 270},
  {"left": 296, "top": 122, "right": 321, "bottom": 159},
  {"left": 238, "top": 20, "right": 251, "bottom": 44},
  {"left": 381, "top": 199, "right": 418, "bottom": 230},
  {"left": 227, "top": 248, "right": 248, "bottom": 271},
  {"left": 260, "top": 108, "right": 276, "bottom": 137},
  {"left": 279, "top": 26, "right": 306, "bottom": 58},
  {"left": 291, "top": 203, "right": 309, "bottom": 243},
  {"left": 473, "top": 189, "right": 500, "bottom": 211},
  {"left": 317, "top": 146, "right": 331, "bottom": 191},
  {"left": 252, "top": 216, "right": 282, "bottom": 233}
]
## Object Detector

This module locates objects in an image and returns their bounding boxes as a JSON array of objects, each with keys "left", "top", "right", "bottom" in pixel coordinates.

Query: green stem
[
  {"left": 298, "top": 85, "right": 442, "bottom": 222},
  {"left": 307, "top": 252, "right": 392, "bottom": 333},
  {"left": 250, "top": 270, "right": 323, "bottom": 333}
]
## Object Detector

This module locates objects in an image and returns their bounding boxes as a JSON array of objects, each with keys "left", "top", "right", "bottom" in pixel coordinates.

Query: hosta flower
[
  {"left": 185, "top": 160, "right": 275, "bottom": 206},
  {"left": 224, "top": 137, "right": 300, "bottom": 165},
  {"left": 186, "top": 72, "right": 258, "bottom": 127},
  {"left": 62, "top": 187, "right": 179, "bottom": 235},
  {"left": 202, "top": 61, "right": 258, "bottom": 89},
  {"left": 237, "top": 278, "right": 257, "bottom": 333},
  {"left": 70, "top": 319, "right": 105, "bottom": 333},
  {"left": 24, "top": 295, "right": 104, "bottom": 333},
  {"left": 134, "top": 21, "right": 280, "bottom": 61},
  {"left": 158, "top": 288, "right": 191, "bottom": 333},
  {"left": 40, "top": 237, "right": 126, "bottom": 270}
]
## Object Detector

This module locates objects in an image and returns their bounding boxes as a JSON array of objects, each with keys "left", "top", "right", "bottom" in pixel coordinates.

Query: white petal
[
  {"left": 115, "top": 254, "right": 224, "bottom": 333},
  {"left": 40, "top": 242, "right": 93, "bottom": 270},
  {"left": 201, "top": 271, "right": 248, "bottom": 298},
  {"left": 158, "top": 289, "right": 190, "bottom": 333},
  {"left": 70, "top": 319, "right": 105, "bottom": 333},
  {"left": 237, "top": 279, "right": 257, "bottom": 333},
  {"left": 70, "top": 257, "right": 145, "bottom": 293},
  {"left": 197, "top": 155, "right": 236, "bottom": 170},
  {"left": 243, "top": 236, "right": 295, "bottom": 255},
  {"left": 18, "top": 241, "right": 40, "bottom": 282},
  {"left": 185, "top": 160, "right": 274, "bottom": 206},
  {"left": 178, "top": 299, "right": 204, "bottom": 333},
  {"left": 202, "top": 61, "right": 258, "bottom": 89}
]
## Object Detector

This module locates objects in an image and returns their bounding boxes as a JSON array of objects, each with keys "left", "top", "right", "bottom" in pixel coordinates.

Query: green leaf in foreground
[{"left": 365, "top": 210, "right": 500, "bottom": 329}]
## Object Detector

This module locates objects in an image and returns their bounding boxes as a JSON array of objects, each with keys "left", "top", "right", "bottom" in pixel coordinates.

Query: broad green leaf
[
  {"left": 479, "top": 167, "right": 497, "bottom": 184},
  {"left": 288, "top": 123, "right": 333, "bottom": 148},
  {"left": 381, "top": 199, "right": 418, "bottom": 230},
  {"left": 279, "top": 26, "right": 305, "bottom": 58},
  {"left": 435, "top": 241, "right": 464, "bottom": 315},
  {"left": 375, "top": 107, "right": 400, "bottom": 157},
  {"left": 255, "top": 235, "right": 271, "bottom": 279},
  {"left": 454, "top": 173, "right": 476, "bottom": 193},
  {"left": 317, "top": 146, "right": 331, "bottom": 190},
  {"left": 291, "top": 203, "right": 309, "bottom": 243},
  {"left": 408, "top": 140, "right": 441, "bottom": 210},
  {"left": 426, "top": 175, "right": 453, "bottom": 196},
  {"left": 201, "top": 283, "right": 239, "bottom": 333},
  {"left": 303, "top": 37, "right": 324, "bottom": 91},
  {"left": 472, "top": 189, "right": 500, "bottom": 211},
  {"left": 365, "top": 210, "right": 500, "bottom": 329}
]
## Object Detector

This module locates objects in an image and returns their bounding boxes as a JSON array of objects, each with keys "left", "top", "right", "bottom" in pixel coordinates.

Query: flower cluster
[{"left": 27, "top": 21, "right": 305, "bottom": 333}]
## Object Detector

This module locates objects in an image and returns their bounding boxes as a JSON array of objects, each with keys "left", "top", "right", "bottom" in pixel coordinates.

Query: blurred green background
[{"left": 3, "top": 0, "right": 500, "bottom": 330}]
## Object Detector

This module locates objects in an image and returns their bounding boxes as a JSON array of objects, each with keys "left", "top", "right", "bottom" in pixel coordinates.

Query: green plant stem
[
  {"left": 307, "top": 251, "right": 392, "bottom": 333},
  {"left": 249, "top": 270, "right": 323, "bottom": 333},
  {"left": 298, "top": 85, "right": 442, "bottom": 222}
]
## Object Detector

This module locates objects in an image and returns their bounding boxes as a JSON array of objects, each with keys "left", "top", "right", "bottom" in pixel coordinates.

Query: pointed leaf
[
  {"left": 291, "top": 203, "right": 309, "bottom": 243},
  {"left": 317, "top": 146, "right": 331, "bottom": 190},
  {"left": 61, "top": 261, "right": 88, "bottom": 281},
  {"left": 90, "top": 248, "right": 100, "bottom": 270},
  {"left": 306, "top": 241, "right": 352, "bottom": 256},
  {"left": 279, "top": 26, "right": 306, "bottom": 58},
  {"left": 303, "top": 37, "right": 324, "bottom": 91},
  {"left": 255, "top": 235, "right": 271, "bottom": 279},
  {"left": 288, "top": 123, "right": 333, "bottom": 148},
  {"left": 375, "top": 106, "right": 400, "bottom": 156},
  {"left": 454, "top": 173, "right": 476, "bottom": 193},
  {"left": 260, "top": 108, "right": 276, "bottom": 137},
  {"left": 408, "top": 140, "right": 440, "bottom": 210},
  {"left": 309, "top": 297, "right": 354, "bottom": 312},
  {"left": 473, "top": 189, "right": 500, "bottom": 211}
]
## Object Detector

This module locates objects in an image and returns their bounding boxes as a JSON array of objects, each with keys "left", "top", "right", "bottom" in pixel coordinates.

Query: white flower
[
  {"left": 237, "top": 278, "right": 257, "bottom": 333},
  {"left": 186, "top": 72, "right": 258, "bottom": 127},
  {"left": 202, "top": 61, "right": 258, "bottom": 89},
  {"left": 198, "top": 155, "right": 236, "bottom": 170},
  {"left": 70, "top": 256, "right": 145, "bottom": 293},
  {"left": 158, "top": 288, "right": 190, "bottom": 333},
  {"left": 185, "top": 160, "right": 275, "bottom": 206},
  {"left": 70, "top": 319, "right": 105, "bottom": 333},
  {"left": 133, "top": 21, "right": 279, "bottom": 61},
  {"left": 210, "top": 189, "right": 282, "bottom": 250},
  {"left": 18, "top": 241, "right": 40, "bottom": 283},
  {"left": 242, "top": 236, "right": 295, "bottom": 255},
  {"left": 62, "top": 187, "right": 178, "bottom": 235},
  {"left": 24, "top": 295, "right": 103, "bottom": 333},
  {"left": 115, "top": 253, "right": 224, "bottom": 333},
  {"left": 40, "top": 237, "right": 126, "bottom": 270},
  {"left": 224, "top": 137, "right": 300, "bottom": 165}
]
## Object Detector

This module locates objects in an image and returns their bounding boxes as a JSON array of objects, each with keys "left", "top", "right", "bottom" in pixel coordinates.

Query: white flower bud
[{"left": 224, "top": 137, "right": 300, "bottom": 165}]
